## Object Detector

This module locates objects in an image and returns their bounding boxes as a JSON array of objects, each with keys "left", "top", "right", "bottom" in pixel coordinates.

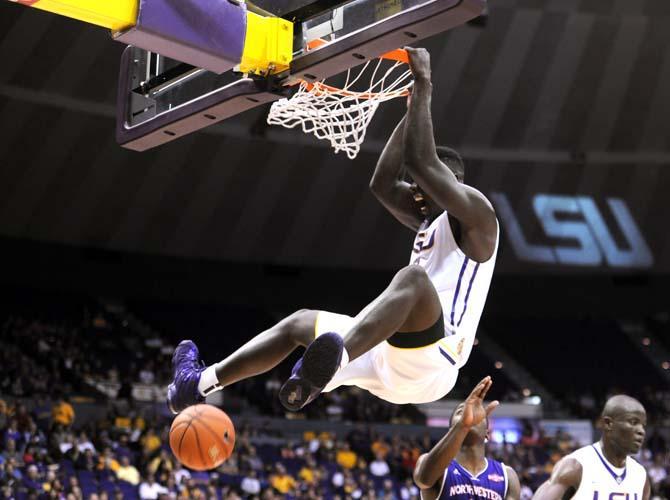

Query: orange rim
[
  {"left": 302, "top": 81, "right": 410, "bottom": 99},
  {"left": 306, "top": 38, "right": 409, "bottom": 64},
  {"left": 301, "top": 39, "right": 411, "bottom": 99}
]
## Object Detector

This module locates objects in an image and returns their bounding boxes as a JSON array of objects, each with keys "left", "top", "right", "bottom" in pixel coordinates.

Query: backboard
[{"left": 116, "top": 0, "right": 486, "bottom": 151}]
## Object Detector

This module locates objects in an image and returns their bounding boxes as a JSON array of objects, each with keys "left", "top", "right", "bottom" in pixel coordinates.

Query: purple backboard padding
[{"left": 116, "top": 0, "right": 246, "bottom": 73}]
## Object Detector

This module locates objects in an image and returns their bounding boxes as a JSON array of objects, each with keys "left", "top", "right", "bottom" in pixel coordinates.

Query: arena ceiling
[{"left": 1, "top": 0, "right": 670, "bottom": 274}]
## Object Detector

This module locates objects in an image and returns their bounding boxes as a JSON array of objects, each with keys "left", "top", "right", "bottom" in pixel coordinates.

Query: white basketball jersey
[
  {"left": 568, "top": 442, "right": 647, "bottom": 500},
  {"left": 314, "top": 204, "right": 499, "bottom": 405},
  {"left": 410, "top": 208, "right": 498, "bottom": 349}
]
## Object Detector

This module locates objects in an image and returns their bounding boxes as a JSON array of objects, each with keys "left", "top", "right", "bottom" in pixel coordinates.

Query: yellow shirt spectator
[
  {"left": 336, "top": 444, "right": 357, "bottom": 470},
  {"left": 142, "top": 430, "right": 161, "bottom": 454},
  {"left": 114, "top": 416, "right": 132, "bottom": 430},
  {"left": 98, "top": 456, "right": 120, "bottom": 472},
  {"left": 52, "top": 399, "right": 75, "bottom": 426},
  {"left": 270, "top": 467, "right": 296, "bottom": 494},
  {"left": 299, "top": 466, "right": 315, "bottom": 484},
  {"left": 116, "top": 457, "right": 140, "bottom": 485}
]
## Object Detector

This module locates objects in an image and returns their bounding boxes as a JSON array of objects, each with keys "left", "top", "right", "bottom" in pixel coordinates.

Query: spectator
[
  {"left": 1, "top": 439, "right": 20, "bottom": 465},
  {"left": 14, "top": 405, "right": 32, "bottom": 433},
  {"left": 174, "top": 463, "right": 192, "bottom": 488},
  {"left": 147, "top": 449, "right": 173, "bottom": 477},
  {"left": 299, "top": 456, "right": 318, "bottom": 484},
  {"left": 76, "top": 448, "right": 97, "bottom": 471},
  {"left": 336, "top": 442, "right": 357, "bottom": 470},
  {"left": 378, "top": 478, "right": 397, "bottom": 499},
  {"left": 0, "top": 399, "right": 8, "bottom": 430},
  {"left": 270, "top": 463, "right": 296, "bottom": 495},
  {"left": 116, "top": 455, "right": 140, "bottom": 485},
  {"left": 98, "top": 447, "right": 120, "bottom": 473},
  {"left": 76, "top": 431, "right": 96, "bottom": 454},
  {"left": 520, "top": 483, "right": 533, "bottom": 500},
  {"left": 650, "top": 454, "right": 668, "bottom": 487},
  {"left": 32, "top": 397, "right": 52, "bottom": 431},
  {"left": 243, "top": 446, "right": 263, "bottom": 472},
  {"left": 240, "top": 470, "right": 261, "bottom": 496},
  {"left": 4, "top": 419, "right": 21, "bottom": 445},
  {"left": 370, "top": 451, "right": 391, "bottom": 477},
  {"left": 52, "top": 396, "right": 75, "bottom": 428},
  {"left": 114, "top": 434, "right": 132, "bottom": 459},
  {"left": 139, "top": 472, "right": 168, "bottom": 499},
  {"left": 21, "top": 464, "right": 42, "bottom": 493},
  {"left": 139, "top": 362, "right": 156, "bottom": 385},
  {"left": 141, "top": 428, "right": 161, "bottom": 457},
  {"left": 66, "top": 476, "right": 83, "bottom": 499},
  {"left": 399, "top": 478, "right": 419, "bottom": 499}
]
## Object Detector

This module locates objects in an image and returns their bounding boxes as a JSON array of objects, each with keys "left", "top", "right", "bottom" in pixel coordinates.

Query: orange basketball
[{"left": 169, "top": 404, "right": 235, "bottom": 471}]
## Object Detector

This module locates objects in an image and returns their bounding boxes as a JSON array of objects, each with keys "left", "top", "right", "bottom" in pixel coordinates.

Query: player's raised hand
[
  {"left": 460, "top": 376, "right": 499, "bottom": 429},
  {"left": 404, "top": 47, "right": 431, "bottom": 81}
]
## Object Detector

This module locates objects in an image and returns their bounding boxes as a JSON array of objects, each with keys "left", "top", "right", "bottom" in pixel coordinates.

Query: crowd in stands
[
  {"left": 1, "top": 313, "right": 173, "bottom": 402},
  {"left": 564, "top": 387, "right": 670, "bottom": 427},
  {"left": 0, "top": 312, "right": 425, "bottom": 426},
  {"left": 2, "top": 297, "right": 670, "bottom": 499},
  {"left": 4, "top": 295, "right": 669, "bottom": 425},
  {"left": 0, "top": 395, "right": 669, "bottom": 500},
  {"left": 2, "top": 303, "right": 533, "bottom": 430}
]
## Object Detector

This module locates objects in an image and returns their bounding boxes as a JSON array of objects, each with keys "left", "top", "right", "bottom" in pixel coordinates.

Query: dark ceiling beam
[{"left": 3, "top": 82, "right": 670, "bottom": 165}]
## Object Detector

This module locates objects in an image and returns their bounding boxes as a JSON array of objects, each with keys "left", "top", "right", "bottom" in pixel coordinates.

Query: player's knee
[
  {"left": 397, "top": 265, "right": 431, "bottom": 289},
  {"left": 283, "top": 309, "right": 317, "bottom": 346}
]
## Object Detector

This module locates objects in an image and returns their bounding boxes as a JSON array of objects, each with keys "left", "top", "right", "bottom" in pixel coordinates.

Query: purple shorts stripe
[{"left": 439, "top": 346, "right": 457, "bottom": 365}]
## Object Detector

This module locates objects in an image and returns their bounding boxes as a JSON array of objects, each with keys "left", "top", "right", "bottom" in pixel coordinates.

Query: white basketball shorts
[{"left": 315, "top": 310, "right": 473, "bottom": 405}]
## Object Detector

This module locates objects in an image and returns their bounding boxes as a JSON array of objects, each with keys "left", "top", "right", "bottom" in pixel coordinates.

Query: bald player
[{"left": 533, "top": 395, "right": 650, "bottom": 500}]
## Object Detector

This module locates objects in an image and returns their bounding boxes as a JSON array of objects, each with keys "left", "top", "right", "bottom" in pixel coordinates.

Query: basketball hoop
[{"left": 267, "top": 42, "right": 413, "bottom": 160}]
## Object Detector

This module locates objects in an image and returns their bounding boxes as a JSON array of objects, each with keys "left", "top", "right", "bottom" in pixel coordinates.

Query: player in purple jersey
[{"left": 414, "top": 376, "right": 520, "bottom": 500}]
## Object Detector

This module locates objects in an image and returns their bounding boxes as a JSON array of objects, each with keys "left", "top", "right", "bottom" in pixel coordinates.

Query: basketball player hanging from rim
[{"left": 167, "top": 47, "right": 500, "bottom": 414}]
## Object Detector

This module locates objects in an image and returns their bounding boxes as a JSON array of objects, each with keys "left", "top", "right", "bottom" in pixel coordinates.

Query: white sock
[
  {"left": 198, "top": 365, "right": 223, "bottom": 396},
  {"left": 340, "top": 347, "right": 350, "bottom": 370}
]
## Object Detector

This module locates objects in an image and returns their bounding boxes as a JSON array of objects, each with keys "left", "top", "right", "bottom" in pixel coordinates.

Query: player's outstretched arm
[
  {"left": 643, "top": 474, "right": 651, "bottom": 500},
  {"left": 414, "top": 376, "right": 499, "bottom": 493},
  {"left": 403, "top": 48, "right": 497, "bottom": 252},
  {"left": 531, "top": 457, "right": 582, "bottom": 500},
  {"left": 369, "top": 114, "right": 423, "bottom": 231},
  {"left": 505, "top": 466, "right": 521, "bottom": 500}
]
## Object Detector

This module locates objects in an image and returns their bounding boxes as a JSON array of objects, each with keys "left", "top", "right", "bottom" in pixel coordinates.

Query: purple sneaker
[
  {"left": 167, "top": 340, "right": 205, "bottom": 414},
  {"left": 279, "top": 332, "right": 343, "bottom": 411}
]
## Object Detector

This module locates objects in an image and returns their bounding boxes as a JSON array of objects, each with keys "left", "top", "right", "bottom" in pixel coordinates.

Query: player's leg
[
  {"left": 279, "top": 265, "right": 442, "bottom": 410},
  {"left": 343, "top": 264, "right": 442, "bottom": 360},
  {"left": 213, "top": 309, "right": 316, "bottom": 386},
  {"left": 167, "top": 309, "right": 316, "bottom": 414}
]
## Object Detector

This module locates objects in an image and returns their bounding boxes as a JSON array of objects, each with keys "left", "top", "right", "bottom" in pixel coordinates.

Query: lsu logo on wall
[{"left": 491, "top": 193, "right": 653, "bottom": 269}]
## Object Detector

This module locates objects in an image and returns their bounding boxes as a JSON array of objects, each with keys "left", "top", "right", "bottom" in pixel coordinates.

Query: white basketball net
[{"left": 267, "top": 56, "right": 413, "bottom": 160}]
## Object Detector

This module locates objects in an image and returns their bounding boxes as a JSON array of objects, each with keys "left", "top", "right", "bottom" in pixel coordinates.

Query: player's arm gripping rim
[
  {"left": 403, "top": 47, "right": 497, "bottom": 262},
  {"left": 369, "top": 114, "right": 424, "bottom": 231}
]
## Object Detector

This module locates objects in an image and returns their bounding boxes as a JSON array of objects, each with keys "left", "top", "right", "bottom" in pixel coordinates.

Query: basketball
[{"left": 169, "top": 404, "right": 235, "bottom": 471}]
